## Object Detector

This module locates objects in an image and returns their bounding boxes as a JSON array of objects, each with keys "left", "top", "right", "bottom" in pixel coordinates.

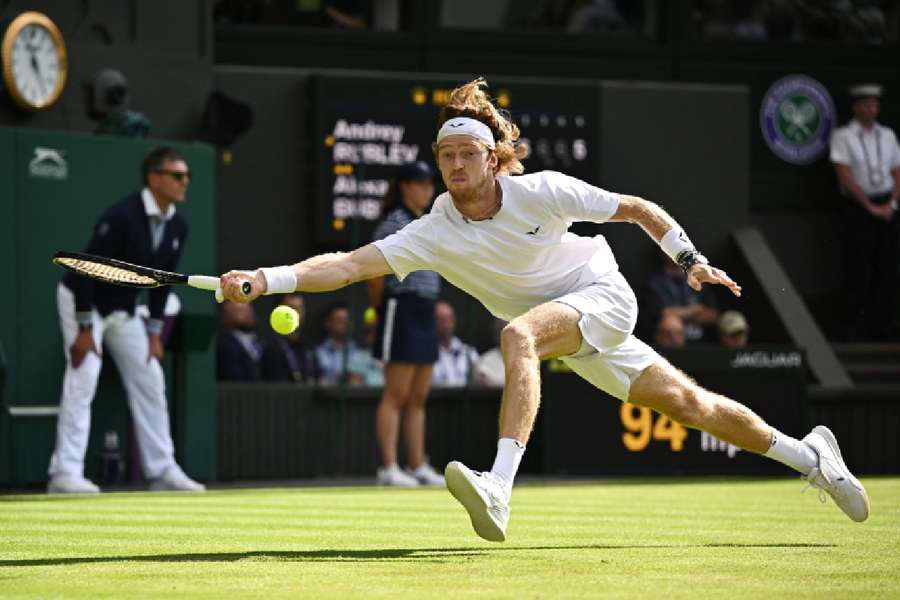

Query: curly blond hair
[{"left": 436, "top": 78, "right": 525, "bottom": 175}]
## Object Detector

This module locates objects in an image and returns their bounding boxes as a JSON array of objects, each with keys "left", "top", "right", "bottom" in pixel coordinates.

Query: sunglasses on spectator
[{"left": 155, "top": 169, "right": 191, "bottom": 182}]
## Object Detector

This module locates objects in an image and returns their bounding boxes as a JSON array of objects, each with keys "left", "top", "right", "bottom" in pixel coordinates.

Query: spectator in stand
[
  {"left": 347, "top": 311, "right": 385, "bottom": 387},
  {"left": 718, "top": 310, "right": 750, "bottom": 349},
  {"left": 432, "top": 300, "right": 480, "bottom": 387},
  {"left": 260, "top": 293, "right": 316, "bottom": 383},
  {"left": 640, "top": 250, "right": 719, "bottom": 344},
  {"left": 476, "top": 318, "right": 507, "bottom": 387},
  {"left": 314, "top": 301, "right": 359, "bottom": 385},
  {"left": 653, "top": 313, "right": 686, "bottom": 350},
  {"left": 217, "top": 301, "right": 262, "bottom": 381}
]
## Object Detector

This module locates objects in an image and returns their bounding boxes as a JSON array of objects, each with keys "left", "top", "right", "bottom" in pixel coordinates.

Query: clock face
[
  {"left": 2, "top": 12, "right": 67, "bottom": 111},
  {"left": 11, "top": 25, "right": 61, "bottom": 107}
]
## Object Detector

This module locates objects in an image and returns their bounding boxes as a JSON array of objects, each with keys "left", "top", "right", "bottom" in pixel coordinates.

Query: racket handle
[
  {"left": 187, "top": 275, "right": 221, "bottom": 291},
  {"left": 188, "top": 276, "right": 252, "bottom": 303}
]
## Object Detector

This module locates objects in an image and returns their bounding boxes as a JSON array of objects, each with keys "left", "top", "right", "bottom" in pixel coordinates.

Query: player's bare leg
[
  {"left": 627, "top": 360, "right": 771, "bottom": 452},
  {"left": 628, "top": 360, "right": 868, "bottom": 521},
  {"left": 497, "top": 302, "right": 583, "bottom": 443},
  {"left": 446, "top": 302, "right": 582, "bottom": 541}
]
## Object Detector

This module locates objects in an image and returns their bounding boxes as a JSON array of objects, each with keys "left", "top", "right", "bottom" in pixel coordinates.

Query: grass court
[{"left": 2, "top": 477, "right": 899, "bottom": 599}]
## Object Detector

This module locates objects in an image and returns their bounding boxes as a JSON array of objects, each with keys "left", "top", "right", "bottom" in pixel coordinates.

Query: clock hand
[
  {"left": 28, "top": 56, "right": 47, "bottom": 96},
  {"left": 36, "top": 75, "right": 48, "bottom": 96}
]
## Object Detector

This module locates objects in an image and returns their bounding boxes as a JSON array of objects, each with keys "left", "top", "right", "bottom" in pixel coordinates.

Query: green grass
[{"left": 1, "top": 477, "right": 899, "bottom": 599}]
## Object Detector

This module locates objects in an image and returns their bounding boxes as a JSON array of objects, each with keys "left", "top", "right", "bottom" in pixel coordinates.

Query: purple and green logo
[{"left": 760, "top": 75, "right": 835, "bottom": 165}]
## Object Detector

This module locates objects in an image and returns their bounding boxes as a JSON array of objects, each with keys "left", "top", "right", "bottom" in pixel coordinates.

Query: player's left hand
[
  {"left": 687, "top": 263, "right": 742, "bottom": 297},
  {"left": 148, "top": 333, "right": 164, "bottom": 362}
]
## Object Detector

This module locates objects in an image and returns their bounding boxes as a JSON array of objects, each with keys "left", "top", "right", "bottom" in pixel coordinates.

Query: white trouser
[{"left": 48, "top": 283, "right": 176, "bottom": 479}]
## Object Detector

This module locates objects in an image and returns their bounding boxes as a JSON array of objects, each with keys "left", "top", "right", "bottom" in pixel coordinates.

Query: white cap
[
  {"left": 718, "top": 310, "right": 749, "bottom": 334},
  {"left": 850, "top": 83, "right": 882, "bottom": 100},
  {"left": 436, "top": 117, "right": 496, "bottom": 149}
]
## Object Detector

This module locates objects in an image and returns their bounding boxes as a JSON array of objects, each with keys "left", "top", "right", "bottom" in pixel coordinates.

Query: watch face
[{"left": 2, "top": 12, "right": 67, "bottom": 111}]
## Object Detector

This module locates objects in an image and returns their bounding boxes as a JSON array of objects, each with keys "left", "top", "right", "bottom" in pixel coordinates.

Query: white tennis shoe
[
  {"left": 408, "top": 463, "right": 445, "bottom": 486},
  {"left": 801, "top": 425, "right": 869, "bottom": 522},
  {"left": 47, "top": 475, "right": 100, "bottom": 494},
  {"left": 376, "top": 464, "right": 419, "bottom": 487},
  {"left": 445, "top": 461, "right": 510, "bottom": 542},
  {"left": 149, "top": 465, "right": 206, "bottom": 492}
]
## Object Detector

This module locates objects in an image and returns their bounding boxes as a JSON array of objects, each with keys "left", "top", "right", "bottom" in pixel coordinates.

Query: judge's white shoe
[
  {"left": 445, "top": 461, "right": 510, "bottom": 542},
  {"left": 149, "top": 465, "right": 206, "bottom": 492},
  {"left": 47, "top": 475, "right": 100, "bottom": 494},
  {"left": 408, "top": 463, "right": 445, "bottom": 486},
  {"left": 801, "top": 426, "right": 869, "bottom": 522},
  {"left": 376, "top": 464, "right": 419, "bottom": 487}
]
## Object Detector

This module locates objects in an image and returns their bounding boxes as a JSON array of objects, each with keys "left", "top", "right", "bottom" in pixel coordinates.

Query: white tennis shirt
[{"left": 373, "top": 171, "right": 621, "bottom": 321}]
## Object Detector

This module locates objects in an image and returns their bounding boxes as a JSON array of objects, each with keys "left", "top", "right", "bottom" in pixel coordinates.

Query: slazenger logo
[
  {"left": 730, "top": 351, "right": 803, "bottom": 368},
  {"left": 28, "top": 147, "right": 68, "bottom": 180},
  {"left": 760, "top": 75, "right": 835, "bottom": 165}
]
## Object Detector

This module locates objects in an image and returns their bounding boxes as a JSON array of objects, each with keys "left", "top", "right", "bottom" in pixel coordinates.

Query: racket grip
[{"left": 188, "top": 275, "right": 252, "bottom": 303}]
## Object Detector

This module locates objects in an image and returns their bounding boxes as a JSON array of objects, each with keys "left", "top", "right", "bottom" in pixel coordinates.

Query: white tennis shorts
[{"left": 553, "top": 270, "right": 660, "bottom": 401}]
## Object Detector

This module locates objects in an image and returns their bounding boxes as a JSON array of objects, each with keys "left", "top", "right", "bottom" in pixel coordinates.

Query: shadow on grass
[{"left": 0, "top": 543, "right": 835, "bottom": 567}]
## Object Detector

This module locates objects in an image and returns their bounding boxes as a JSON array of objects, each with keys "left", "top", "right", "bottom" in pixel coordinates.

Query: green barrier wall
[
  {"left": 0, "top": 130, "right": 12, "bottom": 486},
  {"left": 0, "top": 128, "right": 216, "bottom": 488}
]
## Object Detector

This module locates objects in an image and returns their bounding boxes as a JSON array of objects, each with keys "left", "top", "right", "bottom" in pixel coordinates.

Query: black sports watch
[{"left": 676, "top": 250, "right": 709, "bottom": 274}]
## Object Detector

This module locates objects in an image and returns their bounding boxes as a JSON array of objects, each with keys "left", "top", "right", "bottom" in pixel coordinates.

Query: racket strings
[{"left": 55, "top": 257, "right": 158, "bottom": 287}]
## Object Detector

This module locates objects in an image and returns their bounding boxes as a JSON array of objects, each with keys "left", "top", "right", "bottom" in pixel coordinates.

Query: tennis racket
[{"left": 52, "top": 251, "right": 250, "bottom": 303}]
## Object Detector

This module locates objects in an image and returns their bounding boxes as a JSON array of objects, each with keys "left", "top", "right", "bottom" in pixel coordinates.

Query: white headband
[{"left": 436, "top": 117, "right": 496, "bottom": 149}]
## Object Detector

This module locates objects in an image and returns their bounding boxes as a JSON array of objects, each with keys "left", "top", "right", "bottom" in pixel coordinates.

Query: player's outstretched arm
[
  {"left": 610, "top": 195, "right": 741, "bottom": 297},
  {"left": 220, "top": 243, "right": 393, "bottom": 303}
]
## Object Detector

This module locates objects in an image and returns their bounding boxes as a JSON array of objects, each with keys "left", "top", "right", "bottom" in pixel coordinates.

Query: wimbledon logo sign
[{"left": 760, "top": 75, "right": 835, "bottom": 165}]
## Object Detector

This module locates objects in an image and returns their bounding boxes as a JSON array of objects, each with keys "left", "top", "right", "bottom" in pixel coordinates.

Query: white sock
[
  {"left": 763, "top": 428, "right": 818, "bottom": 475},
  {"left": 490, "top": 438, "right": 525, "bottom": 495}
]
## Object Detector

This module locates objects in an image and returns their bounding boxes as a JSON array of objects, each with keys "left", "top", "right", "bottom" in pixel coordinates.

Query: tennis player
[{"left": 220, "top": 79, "right": 868, "bottom": 541}]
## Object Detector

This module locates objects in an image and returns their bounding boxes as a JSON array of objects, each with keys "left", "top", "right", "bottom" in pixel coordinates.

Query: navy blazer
[{"left": 63, "top": 191, "right": 189, "bottom": 319}]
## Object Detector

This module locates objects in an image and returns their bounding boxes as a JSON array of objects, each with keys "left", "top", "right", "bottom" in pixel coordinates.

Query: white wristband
[
  {"left": 259, "top": 266, "right": 297, "bottom": 295},
  {"left": 659, "top": 228, "right": 696, "bottom": 263}
]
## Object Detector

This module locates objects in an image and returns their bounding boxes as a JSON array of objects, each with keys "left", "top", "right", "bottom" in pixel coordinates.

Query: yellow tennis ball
[
  {"left": 270, "top": 305, "right": 300, "bottom": 335},
  {"left": 363, "top": 306, "right": 377, "bottom": 326}
]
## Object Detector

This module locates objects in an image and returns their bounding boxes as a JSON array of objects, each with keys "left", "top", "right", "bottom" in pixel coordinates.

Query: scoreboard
[{"left": 313, "top": 73, "right": 598, "bottom": 245}]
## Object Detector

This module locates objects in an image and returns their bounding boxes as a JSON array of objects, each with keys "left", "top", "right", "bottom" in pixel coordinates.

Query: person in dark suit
[
  {"left": 260, "top": 293, "right": 315, "bottom": 383},
  {"left": 48, "top": 146, "right": 205, "bottom": 494},
  {"left": 217, "top": 300, "right": 262, "bottom": 381}
]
